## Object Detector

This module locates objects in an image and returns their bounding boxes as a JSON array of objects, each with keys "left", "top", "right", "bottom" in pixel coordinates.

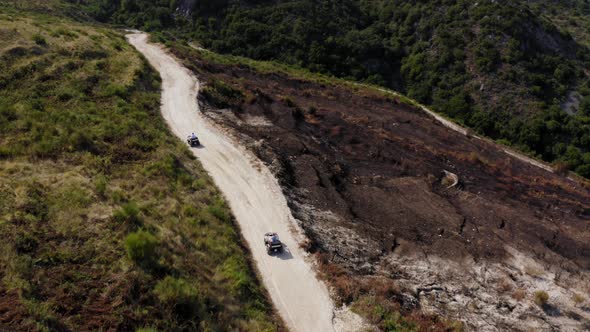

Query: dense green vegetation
[
  {"left": 0, "top": 4, "right": 278, "bottom": 331},
  {"left": 81, "top": 0, "right": 590, "bottom": 178},
  {"left": 527, "top": 0, "right": 590, "bottom": 47}
]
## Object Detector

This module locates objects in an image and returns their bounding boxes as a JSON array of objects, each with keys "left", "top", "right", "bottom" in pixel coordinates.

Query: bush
[
  {"left": 103, "top": 83, "right": 128, "bottom": 98},
  {"left": 144, "top": 154, "right": 184, "bottom": 180},
  {"left": 154, "top": 276, "right": 201, "bottom": 317},
  {"left": 575, "top": 164, "right": 590, "bottom": 178},
  {"left": 200, "top": 79, "right": 244, "bottom": 109},
  {"left": 32, "top": 34, "right": 46, "bottom": 46},
  {"left": 220, "top": 256, "right": 257, "bottom": 300},
  {"left": 207, "top": 203, "right": 230, "bottom": 223},
  {"left": 114, "top": 202, "right": 141, "bottom": 225},
  {"left": 15, "top": 233, "right": 39, "bottom": 254},
  {"left": 94, "top": 175, "right": 108, "bottom": 198},
  {"left": 21, "top": 185, "right": 48, "bottom": 221},
  {"left": 534, "top": 290, "right": 549, "bottom": 306},
  {"left": 68, "top": 131, "right": 95, "bottom": 153},
  {"left": 283, "top": 96, "right": 296, "bottom": 108},
  {"left": 124, "top": 229, "right": 158, "bottom": 265},
  {"left": 573, "top": 293, "right": 585, "bottom": 305}
]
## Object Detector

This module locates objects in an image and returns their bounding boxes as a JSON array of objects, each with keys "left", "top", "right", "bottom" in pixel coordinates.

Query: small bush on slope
[
  {"left": 125, "top": 230, "right": 159, "bottom": 266},
  {"left": 201, "top": 78, "right": 245, "bottom": 109},
  {"left": 534, "top": 290, "right": 550, "bottom": 306},
  {"left": 154, "top": 276, "right": 202, "bottom": 317}
]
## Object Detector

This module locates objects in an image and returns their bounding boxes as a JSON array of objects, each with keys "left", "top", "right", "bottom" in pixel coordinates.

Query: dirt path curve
[{"left": 127, "top": 32, "right": 362, "bottom": 332}]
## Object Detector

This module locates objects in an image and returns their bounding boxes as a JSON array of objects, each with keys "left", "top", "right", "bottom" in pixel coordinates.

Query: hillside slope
[
  {"left": 169, "top": 42, "right": 590, "bottom": 331},
  {"left": 0, "top": 5, "right": 280, "bottom": 331},
  {"left": 82, "top": 0, "right": 590, "bottom": 180}
]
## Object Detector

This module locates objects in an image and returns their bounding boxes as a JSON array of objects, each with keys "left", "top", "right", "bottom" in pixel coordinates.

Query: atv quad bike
[
  {"left": 264, "top": 232, "right": 283, "bottom": 254},
  {"left": 186, "top": 135, "right": 200, "bottom": 147}
]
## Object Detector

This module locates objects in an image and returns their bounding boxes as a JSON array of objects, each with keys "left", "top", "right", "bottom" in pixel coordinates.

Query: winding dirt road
[{"left": 127, "top": 33, "right": 361, "bottom": 332}]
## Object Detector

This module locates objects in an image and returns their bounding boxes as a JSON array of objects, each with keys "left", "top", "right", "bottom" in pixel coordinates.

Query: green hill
[
  {"left": 0, "top": 3, "right": 279, "bottom": 331},
  {"left": 81, "top": 0, "right": 590, "bottom": 178}
]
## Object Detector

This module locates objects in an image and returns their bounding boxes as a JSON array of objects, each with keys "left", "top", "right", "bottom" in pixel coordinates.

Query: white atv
[
  {"left": 186, "top": 134, "right": 200, "bottom": 147},
  {"left": 264, "top": 232, "right": 283, "bottom": 254}
]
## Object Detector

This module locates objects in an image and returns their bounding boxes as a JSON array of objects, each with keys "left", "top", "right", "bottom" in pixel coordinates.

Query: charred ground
[{"left": 172, "top": 44, "right": 590, "bottom": 331}]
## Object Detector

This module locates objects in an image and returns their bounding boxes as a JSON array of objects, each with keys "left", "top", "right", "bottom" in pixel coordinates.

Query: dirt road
[{"left": 127, "top": 33, "right": 361, "bottom": 332}]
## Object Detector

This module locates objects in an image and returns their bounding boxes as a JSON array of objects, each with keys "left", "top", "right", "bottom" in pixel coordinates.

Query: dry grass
[
  {"left": 553, "top": 161, "right": 570, "bottom": 175},
  {"left": 572, "top": 293, "right": 586, "bottom": 305},
  {"left": 316, "top": 253, "right": 462, "bottom": 331},
  {"left": 534, "top": 290, "right": 549, "bottom": 306},
  {"left": 524, "top": 265, "right": 544, "bottom": 278},
  {"left": 316, "top": 253, "right": 358, "bottom": 305},
  {"left": 512, "top": 289, "right": 527, "bottom": 301},
  {"left": 496, "top": 278, "right": 514, "bottom": 293}
]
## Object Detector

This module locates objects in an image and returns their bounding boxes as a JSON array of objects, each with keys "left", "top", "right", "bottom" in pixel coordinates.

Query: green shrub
[
  {"left": 0, "top": 102, "right": 17, "bottom": 123},
  {"left": 575, "top": 164, "right": 590, "bottom": 178},
  {"left": 191, "top": 178, "right": 207, "bottom": 190},
  {"left": 201, "top": 79, "right": 244, "bottom": 108},
  {"left": 154, "top": 276, "right": 201, "bottom": 317},
  {"left": 114, "top": 202, "right": 141, "bottom": 224},
  {"left": 23, "top": 299, "right": 58, "bottom": 328},
  {"left": 32, "top": 34, "right": 46, "bottom": 46},
  {"left": 111, "top": 189, "right": 125, "bottom": 203},
  {"left": 182, "top": 205, "right": 199, "bottom": 218},
  {"left": 68, "top": 131, "right": 95, "bottom": 153},
  {"left": 220, "top": 256, "right": 257, "bottom": 299},
  {"left": 124, "top": 229, "right": 158, "bottom": 264},
  {"left": 21, "top": 185, "right": 48, "bottom": 221},
  {"left": 144, "top": 154, "right": 184, "bottom": 180},
  {"left": 207, "top": 202, "right": 230, "bottom": 223},
  {"left": 94, "top": 175, "right": 108, "bottom": 198},
  {"left": 57, "top": 90, "right": 75, "bottom": 102},
  {"left": 52, "top": 28, "right": 78, "bottom": 39},
  {"left": 283, "top": 96, "right": 296, "bottom": 108},
  {"left": 15, "top": 233, "right": 38, "bottom": 253},
  {"left": 61, "top": 185, "right": 91, "bottom": 208},
  {"left": 103, "top": 83, "right": 128, "bottom": 98}
]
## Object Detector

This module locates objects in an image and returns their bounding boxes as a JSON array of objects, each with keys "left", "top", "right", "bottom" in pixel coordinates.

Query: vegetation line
[{"left": 375, "top": 85, "right": 560, "bottom": 175}]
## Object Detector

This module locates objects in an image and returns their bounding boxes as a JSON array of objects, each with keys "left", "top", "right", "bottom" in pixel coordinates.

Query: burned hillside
[{"left": 173, "top": 45, "right": 590, "bottom": 331}]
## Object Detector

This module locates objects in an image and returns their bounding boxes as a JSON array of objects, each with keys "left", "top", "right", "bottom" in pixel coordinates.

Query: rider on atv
[{"left": 187, "top": 132, "right": 200, "bottom": 147}]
